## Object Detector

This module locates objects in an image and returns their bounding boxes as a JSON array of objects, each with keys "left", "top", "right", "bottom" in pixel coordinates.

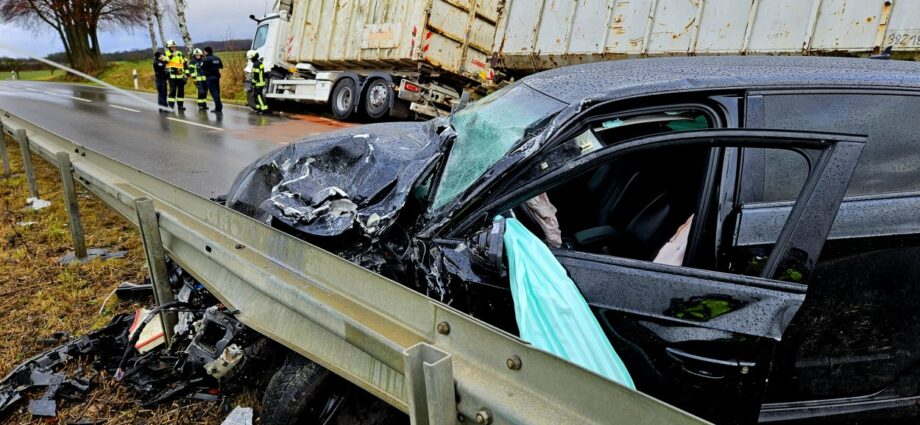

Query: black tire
[
  {"left": 362, "top": 78, "right": 392, "bottom": 120},
  {"left": 330, "top": 78, "right": 357, "bottom": 121},
  {"left": 261, "top": 354, "right": 346, "bottom": 425}
]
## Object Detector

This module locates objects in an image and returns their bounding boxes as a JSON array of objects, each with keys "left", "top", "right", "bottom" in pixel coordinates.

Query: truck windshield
[
  {"left": 252, "top": 24, "right": 269, "bottom": 50},
  {"left": 431, "top": 84, "right": 565, "bottom": 210}
]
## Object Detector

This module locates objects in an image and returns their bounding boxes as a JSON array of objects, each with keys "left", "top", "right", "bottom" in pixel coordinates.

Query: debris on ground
[
  {"left": 24, "top": 197, "right": 51, "bottom": 211},
  {"left": 221, "top": 406, "right": 253, "bottom": 425},
  {"left": 0, "top": 260, "right": 278, "bottom": 421},
  {"left": 1, "top": 133, "right": 260, "bottom": 423}
]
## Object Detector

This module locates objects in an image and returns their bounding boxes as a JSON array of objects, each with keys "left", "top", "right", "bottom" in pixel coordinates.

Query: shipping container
[
  {"left": 492, "top": 0, "right": 920, "bottom": 71},
  {"left": 248, "top": 0, "right": 920, "bottom": 121},
  {"left": 281, "top": 0, "right": 502, "bottom": 82}
]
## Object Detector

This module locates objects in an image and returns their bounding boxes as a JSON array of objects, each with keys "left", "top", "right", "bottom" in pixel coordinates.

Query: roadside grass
[
  {"left": 91, "top": 51, "right": 248, "bottom": 105},
  {"left": 0, "top": 134, "right": 251, "bottom": 424},
  {"left": 29, "top": 51, "right": 249, "bottom": 106},
  {"left": 5, "top": 70, "right": 59, "bottom": 81}
]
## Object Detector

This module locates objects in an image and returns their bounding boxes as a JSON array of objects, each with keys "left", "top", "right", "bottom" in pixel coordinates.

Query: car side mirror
[{"left": 469, "top": 219, "right": 507, "bottom": 277}]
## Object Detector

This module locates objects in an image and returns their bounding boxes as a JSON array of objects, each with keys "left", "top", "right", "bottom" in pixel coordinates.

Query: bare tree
[
  {"left": 144, "top": 0, "right": 157, "bottom": 53},
  {"left": 173, "top": 0, "right": 191, "bottom": 51},
  {"left": 152, "top": 0, "right": 166, "bottom": 47},
  {"left": 0, "top": 0, "right": 147, "bottom": 73}
]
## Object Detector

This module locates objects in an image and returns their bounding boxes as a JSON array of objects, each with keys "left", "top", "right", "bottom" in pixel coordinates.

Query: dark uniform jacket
[
  {"left": 201, "top": 54, "right": 223, "bottom": 80},
  {"left": 153, "top": 58, "right": 168, "bottom": 80}
]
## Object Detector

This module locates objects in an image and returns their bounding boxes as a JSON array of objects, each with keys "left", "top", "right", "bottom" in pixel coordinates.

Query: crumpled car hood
[{"left": 226, "top": 121, "right": 442, "bottom": 238}]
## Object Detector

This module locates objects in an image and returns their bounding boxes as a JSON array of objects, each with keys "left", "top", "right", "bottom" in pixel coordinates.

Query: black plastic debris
[
  {"left": 0, "top": 259, "right": 274, "bottom": 419},
  {"left": 0, "top": 314, "right": 132, "bottom": 416}
]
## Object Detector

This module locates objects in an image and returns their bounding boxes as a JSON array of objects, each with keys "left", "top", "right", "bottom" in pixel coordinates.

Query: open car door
[{"left": 442, "top": 129, "right": 865, "bottom": 424}]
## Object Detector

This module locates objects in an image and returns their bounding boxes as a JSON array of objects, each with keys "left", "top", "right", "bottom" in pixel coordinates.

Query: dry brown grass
[{"left": 0, "top": 135, "right": 248, "bottom": 424}]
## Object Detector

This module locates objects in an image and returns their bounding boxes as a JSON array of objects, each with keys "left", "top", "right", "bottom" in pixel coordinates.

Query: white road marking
[
  {"left": 110, "top": 104, "right": 141, "bottom": 113},
  {"left": 25, "top": 87, "right": 91, "bottom": 102},
  {"left": 166, "top": 117, "right": 223, "bottom": 131}
]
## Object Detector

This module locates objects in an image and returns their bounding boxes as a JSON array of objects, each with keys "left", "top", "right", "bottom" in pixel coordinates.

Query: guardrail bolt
[
  {"left": 436, "top": 321, "right": 451, "bottom": 335},
  {"left": 457, "top": 413, "right": 466, "bottom": 423},
  {"left": 506, "top": 355, "right": 522, "bottom": 370},
  {"left": 475, "top": 409, "right": 492, "bottom": 425}
]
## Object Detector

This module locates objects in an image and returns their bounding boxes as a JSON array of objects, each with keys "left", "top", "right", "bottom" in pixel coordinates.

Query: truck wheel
[
  {"left": 331, "top": 78, "right": 357, "bottom": 121},
  {"left": 363, "top": 78, "right": 391, "bottom": 120},
  {"left": 261, "top": 353, "right": 346, "bottom": 425}
]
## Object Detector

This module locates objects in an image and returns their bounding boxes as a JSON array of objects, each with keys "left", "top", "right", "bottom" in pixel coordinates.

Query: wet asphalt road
[{"left": 0, "top": 81, "right": 351, "bottom": 197}]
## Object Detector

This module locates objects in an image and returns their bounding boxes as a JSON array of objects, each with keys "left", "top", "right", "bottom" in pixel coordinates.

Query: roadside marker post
[
  {"left": 133, "top": 69, "right": 139, "bottom": 90},
  {"left": 56, "top": 152, "right": 87, "bottom": 260},
  {"left": 135, "top": 197, "right": 178, "bottom": 346}
]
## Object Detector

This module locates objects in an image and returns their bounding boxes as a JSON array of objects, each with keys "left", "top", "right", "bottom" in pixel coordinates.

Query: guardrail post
[
  {"left": 135, "top": 197, "right": 177, "bottom": 346},
  {"left": 15, "top": 129, "right": 39, "bottom": 198},
  {"left": 56, "top": 152, "right": 87, "bottom": 260},
  {"left": 0, "top": 122, "right": 10, "bottom": 177},
  {"left": 403, "top": 343, "right": 457, "bottom": 425}
]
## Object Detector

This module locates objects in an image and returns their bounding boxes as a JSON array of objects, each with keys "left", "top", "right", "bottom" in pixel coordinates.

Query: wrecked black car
[{"left": 226, "top": 56, "right": 920, "bottom": 424}]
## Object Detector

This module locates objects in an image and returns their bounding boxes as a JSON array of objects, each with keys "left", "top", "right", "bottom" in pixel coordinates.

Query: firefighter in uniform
[
  {"left": 153, "top": 51, "right": 168, "bottom": 110},
  {"left": 247, "top": 50, "right": 269, "bottom": 115},
  {"left": 188, "top": 48, "right": 208, "bottom": 110},
  {"left": 164, "top": 40, "right": 189, "bottom": 111},
  {"left": 200, "top": 46, "right": 223, "bottom": 113}
]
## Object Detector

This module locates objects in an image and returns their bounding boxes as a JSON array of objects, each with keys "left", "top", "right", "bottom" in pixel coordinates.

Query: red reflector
[{"left": 404, "top": 82, "right": 420, "bottom": 92}]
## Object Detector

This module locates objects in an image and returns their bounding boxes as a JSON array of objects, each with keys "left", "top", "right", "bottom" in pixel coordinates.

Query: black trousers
[
  {"left": 155, "top": 79, "right": 168, "bottom": 107},
  {"left": 168, "top": 78, "right": 185, "bottom": 108},
  {"left": 206, "top": 78, "right": 222, "bottom": 112},
  {"left": 196, "top": 80, "right": 208, "bottom": 108}
]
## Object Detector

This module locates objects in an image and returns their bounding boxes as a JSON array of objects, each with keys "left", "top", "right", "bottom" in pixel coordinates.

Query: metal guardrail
[{"left": 0, "top": 108, "right": 707, "bottom": 425}]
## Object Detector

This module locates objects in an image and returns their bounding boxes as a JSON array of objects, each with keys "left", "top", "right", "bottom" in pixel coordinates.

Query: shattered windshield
[{"left": 431, "top": 84, "right": 565, "bottom": 210}]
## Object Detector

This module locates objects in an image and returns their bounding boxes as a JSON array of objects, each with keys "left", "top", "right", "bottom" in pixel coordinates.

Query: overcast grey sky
[{"left": 0, "top": 0, "right": 272, "bottom": 58}]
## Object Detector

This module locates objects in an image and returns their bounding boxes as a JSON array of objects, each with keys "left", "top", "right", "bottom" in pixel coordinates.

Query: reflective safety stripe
[
  {"left": 256, "top": 95, "right": 268, "bottom": 111},
  {"left": 196, "top": 99, "right": 206, "bottom": 104},
  {"left": 167, "top": 97, "right": 176, "bottom": 102}
]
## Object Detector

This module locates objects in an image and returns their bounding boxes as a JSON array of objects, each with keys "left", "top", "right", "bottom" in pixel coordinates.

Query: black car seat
[{"left": 574, "top": 165, "right": 667, "bottom": 256}]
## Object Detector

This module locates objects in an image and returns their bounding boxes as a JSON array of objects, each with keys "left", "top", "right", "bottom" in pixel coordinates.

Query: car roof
[{"left": 519, "top": 56, "right": 920, "bottom": 104}]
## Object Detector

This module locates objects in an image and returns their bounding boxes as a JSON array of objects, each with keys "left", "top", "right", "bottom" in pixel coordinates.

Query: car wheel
[
  {"left": 331, "top": 78, "right": 357, "bottom": 121},
  {"left": 260, "top": 353, "right": 346, "bottom": 425},
  {"left": 363, "top": 78, "right": 391, "bottom": 120}
]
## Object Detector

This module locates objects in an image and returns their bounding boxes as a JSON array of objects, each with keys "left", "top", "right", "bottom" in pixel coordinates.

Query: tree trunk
[
  {"left": 153, "top": 0, "right": 167, "bottom": 47},
  {"left": 65, "top": 23, "right": 102, "bottom": 74},
  {"left": 145, "top": 3, "right": 158, "bottom": 53},
  {"left": 174, "top": 0, "right": 193, "bottom": 51}
]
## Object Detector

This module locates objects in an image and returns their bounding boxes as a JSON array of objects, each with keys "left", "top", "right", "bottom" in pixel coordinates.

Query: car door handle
[{"left": 666, "top": 347, "right": 756, "bottom": 380}]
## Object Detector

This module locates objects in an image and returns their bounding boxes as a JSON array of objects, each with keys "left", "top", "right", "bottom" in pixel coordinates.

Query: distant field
[{"left": 4, "top": 69, "right": 60, "bottom": 81}]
